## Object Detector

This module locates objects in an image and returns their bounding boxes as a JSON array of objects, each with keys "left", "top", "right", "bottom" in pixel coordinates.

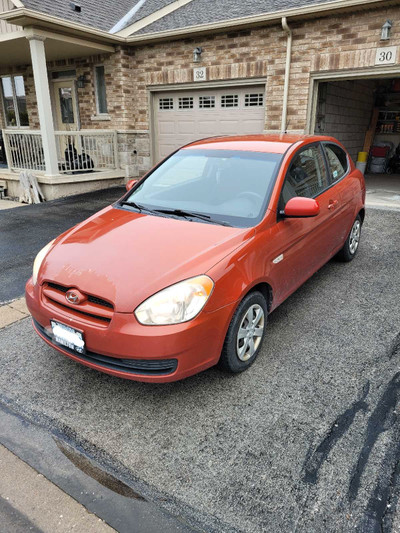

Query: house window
[
  {"left": 221, "top": 94, "right": 239, "bottom": 108},
  {"left": 1, "top": 75, "right": 29, "bottom": 127},
  {"left": 159, "top": 98, "right": 173, "bottom": 110},
  {"left": 245, "top": 93, "right": 264, "bottom": 107},
  {"left": 178, "top": 97, "right": 193, "bottom": 109},
  {"left": 199, "top": 96, "right": 215, "bottom": 108},
  {"left": 94, "top": 66, "right": 108, "bottom": 114}
]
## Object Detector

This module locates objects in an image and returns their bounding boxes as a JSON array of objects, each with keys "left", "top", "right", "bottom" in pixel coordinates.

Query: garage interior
[{"left": 314, "top": 76, "right": 400, "bottom": 208}]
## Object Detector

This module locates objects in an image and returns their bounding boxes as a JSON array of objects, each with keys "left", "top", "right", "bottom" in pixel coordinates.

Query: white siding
[{"left": 0, "top": 0, "right": 18, "bottom": 35}]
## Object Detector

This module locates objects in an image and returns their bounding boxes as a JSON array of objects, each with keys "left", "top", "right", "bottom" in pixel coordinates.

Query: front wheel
[
  {"left": 336, "top": 215, "right": 362, "bottom": 262},
  {"left": 218, "top": 291, "right": 267, "bottom": 373}
]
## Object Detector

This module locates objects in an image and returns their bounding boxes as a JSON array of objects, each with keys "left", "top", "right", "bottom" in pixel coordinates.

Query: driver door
[{"left": 270, "top": 143, "right": 336, "bottom": 304}]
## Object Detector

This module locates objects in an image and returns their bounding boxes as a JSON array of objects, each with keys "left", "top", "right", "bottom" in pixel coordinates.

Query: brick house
[{"left": 0, "top": 0, "right": 399, "bottom": 199}]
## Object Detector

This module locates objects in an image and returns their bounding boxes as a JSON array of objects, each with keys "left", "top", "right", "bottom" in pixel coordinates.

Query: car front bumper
[{"left": 25, "top": 278, "right": 235, "bottom": 383}]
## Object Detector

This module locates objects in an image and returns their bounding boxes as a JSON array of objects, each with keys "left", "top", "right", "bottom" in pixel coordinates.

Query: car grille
[
  {"left": 42, "top": 282, "right": 114, "bottom": 327},
  {"left": 33, "top": 319, "right": 178, "bottom": 376},
  {"left": 47, "top": 282, "right": 113, "bottom": 309}
]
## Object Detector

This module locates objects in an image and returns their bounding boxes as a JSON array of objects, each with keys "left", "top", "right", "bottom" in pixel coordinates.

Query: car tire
[
  {"left": 218, "top": 291, "right": 268, "bottom": 373},
  {"left": 336, "top": 214, "right": 362, "bottom": 262}
]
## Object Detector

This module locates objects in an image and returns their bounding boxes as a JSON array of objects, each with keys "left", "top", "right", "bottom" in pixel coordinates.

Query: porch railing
[
  {"left": 2, "top": 130, "right": 45, "bottom": 172},
  {"left": 2, "top": 129, "right": 119, "bottom": 174}
]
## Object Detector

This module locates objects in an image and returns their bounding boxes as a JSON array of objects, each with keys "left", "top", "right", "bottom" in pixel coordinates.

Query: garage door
[{"left": 154, "top": 85, "right": 266, "bottom": 160}]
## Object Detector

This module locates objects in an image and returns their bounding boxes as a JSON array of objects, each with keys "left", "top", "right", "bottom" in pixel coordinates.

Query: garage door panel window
[
  {"left": 159, "top": 98, "right": 174, "bottom": 110},
  {"left": 178, "top": 97, "right": 193, "bottom": 109},
  {"left": 199, "top": 96, "right": 215, "bottom": 109},
  {"left": 281, "top": 145, "right": 329, "bottom": 205},
  {"left": 323, "top": 144, "right": 348, "bottom": 182},
  {"left": 245, "top": 93, "right": 264, "bottom": 107},
  {"left": 221, "top": 95, "right": 239, "bottom": 108}
]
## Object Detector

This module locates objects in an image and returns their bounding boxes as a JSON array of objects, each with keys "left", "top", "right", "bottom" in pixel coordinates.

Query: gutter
[{"left": 281, "top": 17, "right": 292, "bottom": 134}]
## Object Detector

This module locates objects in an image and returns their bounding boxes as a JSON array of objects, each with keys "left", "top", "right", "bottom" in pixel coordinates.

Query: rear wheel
[
  {"left": 218, "top": 291, "right": 267, "bottom": 373},
  {"left": 336, "top": 215, "right": 362, "bottom": 262}
]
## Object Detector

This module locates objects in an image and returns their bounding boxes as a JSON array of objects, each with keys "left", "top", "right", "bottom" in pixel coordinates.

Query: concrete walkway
[
  {"left": 365, "top": 173, "right": 400, "bottom": 210},
  {"left": 0, "top": 444, "right": 114, "bottom": 533},
  {"left": 0, "top": 199, "right": 25, "bottom": 210}
]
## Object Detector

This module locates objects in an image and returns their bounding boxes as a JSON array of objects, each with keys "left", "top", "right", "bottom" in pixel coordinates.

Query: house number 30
[{"left": 375, "top": 46, "right": 397, "bottom": 66}]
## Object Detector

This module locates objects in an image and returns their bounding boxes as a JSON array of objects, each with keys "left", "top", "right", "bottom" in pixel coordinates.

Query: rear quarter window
[{"left": 324, "top": 144, "right": 348, "bottom": 182}]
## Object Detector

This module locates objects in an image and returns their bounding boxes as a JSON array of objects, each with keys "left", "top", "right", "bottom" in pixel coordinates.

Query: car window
[
  {"left": 323, "top": 144, "right": 348, "bottom": 182},
  {"left": 154, "top": 155, "right": 209, "bottom": 187},
  {"left": 280, "top": 145, "right": 329, "bottom": 206},
  {"left": 125, "top": 149, "right": 282, "bottom": 228}
]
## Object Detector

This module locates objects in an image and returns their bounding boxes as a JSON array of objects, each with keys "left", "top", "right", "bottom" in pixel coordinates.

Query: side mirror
[
  {"left": 284, "top": 197, "right": 320, "bottom": 218},
  {"left": 126, "top": 178, "right": 139, "bottom": 192}
]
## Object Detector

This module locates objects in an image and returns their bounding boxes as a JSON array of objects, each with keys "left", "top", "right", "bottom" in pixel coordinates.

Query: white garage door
[{"left": 154, "top": 85, "right": 266, "bottom": 160}]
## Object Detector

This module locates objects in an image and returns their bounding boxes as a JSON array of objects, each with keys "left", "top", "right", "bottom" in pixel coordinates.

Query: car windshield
[{"left": 123, "top": 149, "right": 283, "bottom": 227}]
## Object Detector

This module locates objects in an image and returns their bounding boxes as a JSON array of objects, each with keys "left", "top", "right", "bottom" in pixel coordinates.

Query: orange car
[{"left": 26, "top": 135, "right": 365, "bottom": 382}]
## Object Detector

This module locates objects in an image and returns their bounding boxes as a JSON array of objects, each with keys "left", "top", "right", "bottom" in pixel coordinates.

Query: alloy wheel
[{"left": 236, "top": 304, "right": 265, "bottom": 361}]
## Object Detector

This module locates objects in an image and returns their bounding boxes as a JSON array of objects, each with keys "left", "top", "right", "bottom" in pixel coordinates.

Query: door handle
[{"left": 328, "top": 200, "right": 339, "bottom": 210}]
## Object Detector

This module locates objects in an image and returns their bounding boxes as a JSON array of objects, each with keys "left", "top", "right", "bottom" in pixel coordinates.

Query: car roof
[{"left": 183, "top": 134, "right": 338, "bottom": 154}]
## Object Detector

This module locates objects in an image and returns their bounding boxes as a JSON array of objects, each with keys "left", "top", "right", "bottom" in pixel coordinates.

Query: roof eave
[
  {"left": 0, "top": 8, "right": 125, "bottom": 44},
  {"left": 125, "top": 0, "right": 397, "bottom": 43}
]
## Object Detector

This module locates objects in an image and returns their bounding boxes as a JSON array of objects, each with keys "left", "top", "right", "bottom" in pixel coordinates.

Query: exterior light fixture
[
  {"left": 193, "top": 47, "right": 202, "bottom": 63},
  {"left": 381, "top": 20, "right": 392, "bottom": 41},
  {"left": 77, "top": 75, "right": 87, "bottom": 88}
]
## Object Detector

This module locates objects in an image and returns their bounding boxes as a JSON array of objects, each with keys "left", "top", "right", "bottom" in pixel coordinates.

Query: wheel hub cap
[
  {"left": 349, "top": 220, "right": 361, "bottom": 255},
  {"left": 236, "top": 304, "right": 265, "bottom": 362}
]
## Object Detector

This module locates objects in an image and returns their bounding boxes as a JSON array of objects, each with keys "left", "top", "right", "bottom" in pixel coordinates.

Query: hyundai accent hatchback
[{"left": 26, "top": 135, "right": 365, "bottom": 382}]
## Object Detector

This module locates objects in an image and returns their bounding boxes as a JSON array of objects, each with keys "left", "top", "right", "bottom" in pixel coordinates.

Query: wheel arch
[
  {"left": 243, "top": 282, "right": 273, "bottom": 312},
  {"left": 358, "top": 208, "right": 365, "bottom": 224}
]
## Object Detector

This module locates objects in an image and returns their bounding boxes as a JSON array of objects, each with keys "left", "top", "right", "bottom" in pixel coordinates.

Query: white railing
[
  {"left": 2, "top": 129, "right": 119, "bottom": 174},
  {"left": 2, "top": 130, "right": 45, "bottom": 172},
  {"left": 55, "top": 130, "right": 118, "bottom": 173}
]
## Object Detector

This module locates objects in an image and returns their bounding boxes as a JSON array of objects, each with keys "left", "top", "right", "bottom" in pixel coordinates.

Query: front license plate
[{"left": 51, "top": 320, "right": 85, "bottom": 354}]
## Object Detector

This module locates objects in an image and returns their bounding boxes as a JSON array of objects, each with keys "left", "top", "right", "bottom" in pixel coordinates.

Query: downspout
[{"left": 281, "top": 17, "right": 292, "bottom": 133}]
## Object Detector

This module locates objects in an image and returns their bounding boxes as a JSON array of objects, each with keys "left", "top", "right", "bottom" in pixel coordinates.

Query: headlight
[
  {"left": 32, "top": 239, "right": 55, "bottom": 285},
  {"left": 135, "top": 275, "right": 214, "bottom": 325}
]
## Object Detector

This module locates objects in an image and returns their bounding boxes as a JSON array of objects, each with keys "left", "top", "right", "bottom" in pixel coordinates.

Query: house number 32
[
  {"left": 193, "top": 67, "right": 207, "bottom": 81},
  {"left": 375, "top": 46, "right": 397, "bottom": 66}
]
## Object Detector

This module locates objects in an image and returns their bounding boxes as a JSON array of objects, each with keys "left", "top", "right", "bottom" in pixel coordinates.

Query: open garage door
[
  {"left": 313, "top": 77, "right": 400, "bottom": 209},
  {"left": 153, "top": 85, "right": 266, "bottom": 161}
]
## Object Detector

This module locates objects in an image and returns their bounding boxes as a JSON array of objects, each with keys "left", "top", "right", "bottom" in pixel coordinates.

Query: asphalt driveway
[
  {"left": 0, "top": 207, "right": 399, "bottom": 531},
  {"left": 0, "top": 186, "right": 125, "bottom": 304}
]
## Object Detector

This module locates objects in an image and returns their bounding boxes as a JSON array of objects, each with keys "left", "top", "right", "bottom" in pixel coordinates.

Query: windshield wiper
[
  {"left": 119, "top": 200, "right": 152, "bottom": 212},
  {"left": 152, "top": 208, "right": 231, "bottom": 226}
]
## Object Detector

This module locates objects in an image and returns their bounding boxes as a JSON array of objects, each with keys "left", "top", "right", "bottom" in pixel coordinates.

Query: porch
[
  {"left": 0, "top": 26, "right": 126, "bottom": 200},
  {"left": 0, "top": 128, "right": 123, "bottom": 200}
]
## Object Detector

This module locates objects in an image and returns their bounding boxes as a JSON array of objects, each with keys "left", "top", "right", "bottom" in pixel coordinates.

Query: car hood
[{"left": 39, "top": 206, "right": 254, "bottom": 312}]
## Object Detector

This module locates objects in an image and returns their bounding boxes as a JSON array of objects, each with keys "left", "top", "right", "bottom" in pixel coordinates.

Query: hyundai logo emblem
[{"left": 66, "top": 289, "right": 86, "bottom": 305}]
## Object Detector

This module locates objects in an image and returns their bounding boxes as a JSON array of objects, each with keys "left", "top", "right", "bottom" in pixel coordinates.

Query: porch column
[{"left": 27, "top": 34, "right": 59, "bottom": 176}]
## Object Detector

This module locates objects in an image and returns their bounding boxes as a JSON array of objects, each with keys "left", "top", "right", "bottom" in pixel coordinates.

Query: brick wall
[
  {"left": 2, "top": 3, "right": 400, "bottom": 177},
  {"left": 315, "top": 79, "right": 376, "bottom": 161}
]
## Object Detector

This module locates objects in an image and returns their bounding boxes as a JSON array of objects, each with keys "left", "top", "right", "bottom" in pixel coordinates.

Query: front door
[
  {"left": 53, "top": 80, "right": 80, "bottom": 170},
  {"left": 53, "top": 80, "right": 79, "bottom": 131}
]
